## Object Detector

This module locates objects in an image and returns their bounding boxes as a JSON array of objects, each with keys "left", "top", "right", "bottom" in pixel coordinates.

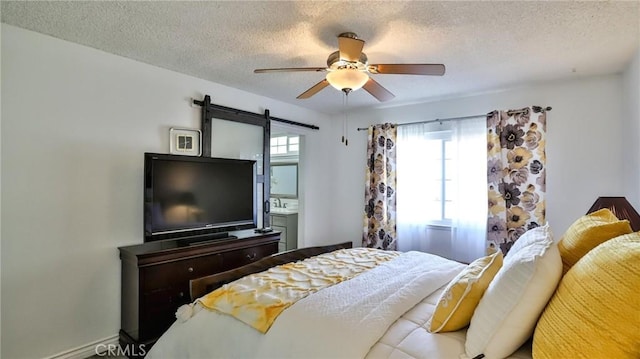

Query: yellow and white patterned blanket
[
  {"left": 150, "top": 250, "right": 466, "bottom": 359},
  {"left": 197, "top": 247, "right": 400, "bottom": 332}
]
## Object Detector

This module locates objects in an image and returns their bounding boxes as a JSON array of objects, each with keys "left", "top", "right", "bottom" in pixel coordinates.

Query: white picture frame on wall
[{"left": 169, "top": 128, "right": 201, "bottom": 156}]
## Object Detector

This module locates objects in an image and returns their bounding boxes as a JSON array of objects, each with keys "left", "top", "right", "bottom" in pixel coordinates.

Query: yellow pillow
[
  {"left": 428, "top": 251, "right": 503, "bottom": 333},
  {"left": 558, "top": 208, "right": 632, "bottom": 274},
  {"left": 533, "top": 232, "right": 640, "bottom": 359}
]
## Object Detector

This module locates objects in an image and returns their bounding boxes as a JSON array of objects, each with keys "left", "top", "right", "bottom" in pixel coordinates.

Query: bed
[{"left": 146, "top": 213, "right": 640, "bottom": 359}]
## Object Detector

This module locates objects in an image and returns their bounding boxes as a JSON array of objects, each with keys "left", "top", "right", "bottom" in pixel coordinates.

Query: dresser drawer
[
  {"left": 221, "top": 243, "right": 277, "bottom": 270},
  {"left": 140, "top": 291, "right": 181, "bottom": 340},
  {"left": 141, "top": 253, "right": 224, "bottom": 292}
]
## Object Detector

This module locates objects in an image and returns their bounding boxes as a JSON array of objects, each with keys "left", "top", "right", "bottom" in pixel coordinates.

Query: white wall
[
  {"left": 622, "top": 48, "right": 640, "bottom": 209},
  {"left": 0, "top": 24, "right": 331, "bottom": 359},
  {"left": 0, "top": 21, "right": 3, "bottom": 358},
  {"left": 2, "top": 22, "right": 637, "bottom": 359},
  {"left": 329, "top": 74, "right": 629, "bottom": 246}
]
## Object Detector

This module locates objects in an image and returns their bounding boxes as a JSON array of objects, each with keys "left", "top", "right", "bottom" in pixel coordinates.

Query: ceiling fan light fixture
[
  {"left": 255, "top": 32, "right": 445, "bottom": 101},
  {"left": 325, "top": 68, "right": 369, "bottom": 92}
]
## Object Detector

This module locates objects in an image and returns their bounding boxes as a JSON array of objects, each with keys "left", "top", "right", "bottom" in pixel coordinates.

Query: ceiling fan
[{"left": 254, "top": 32, "right": 446, "bottom": 102}]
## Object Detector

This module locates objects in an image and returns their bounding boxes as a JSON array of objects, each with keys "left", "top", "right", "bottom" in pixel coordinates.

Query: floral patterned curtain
[
  {"left": 487, "top": 106, "right": 547, "bottom": 255},
  {"left": 363, "top": 123, "right": 397, "bottom": 250}
]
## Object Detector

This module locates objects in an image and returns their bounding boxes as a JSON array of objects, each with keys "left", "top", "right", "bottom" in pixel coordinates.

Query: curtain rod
[
  {"left": 356, "top": 106, "right": 552, "bottom": 131},
  {"left": 356, "top": 113, "right": 486, "bottom": 131}
]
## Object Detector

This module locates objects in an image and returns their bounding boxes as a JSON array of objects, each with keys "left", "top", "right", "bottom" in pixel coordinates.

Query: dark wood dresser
[{"left": 118, "top": 229, "right": 280, "bottom": 353}]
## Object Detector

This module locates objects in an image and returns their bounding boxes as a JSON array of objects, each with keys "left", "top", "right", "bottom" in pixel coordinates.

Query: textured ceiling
[{"left": 2, "top": 1, "right": 639, "bottom": 115}]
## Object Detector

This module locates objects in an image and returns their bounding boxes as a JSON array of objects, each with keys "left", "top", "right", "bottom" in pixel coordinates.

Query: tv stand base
[{"left": 185, "top": 235, "right": 238, "bottom": 246}]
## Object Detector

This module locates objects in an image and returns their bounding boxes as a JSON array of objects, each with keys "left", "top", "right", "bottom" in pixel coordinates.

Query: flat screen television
[{"left": 144, "top": 153, "right": 257, "bottom": 243}]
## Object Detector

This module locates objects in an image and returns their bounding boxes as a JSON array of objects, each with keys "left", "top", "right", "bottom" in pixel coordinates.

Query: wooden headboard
[{"left": 190, "top": 241, "right": 353, "bottom": 300}]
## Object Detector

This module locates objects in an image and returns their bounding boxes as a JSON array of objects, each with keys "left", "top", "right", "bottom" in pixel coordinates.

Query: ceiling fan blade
[
  {"left": 368, "top": 64, "right": 446, "bottom": 76},
  {"left": 338, "top": 36, "right": 365, "bottom": 62},
  {"left": 363, "top": 78, "right": 395, "bottom": 102},
  {"left": 297, "top": 80, "right": 330, "bottom": 99},
  {"left": 254, "top": 67, "right": 327, "bottom": 73}
]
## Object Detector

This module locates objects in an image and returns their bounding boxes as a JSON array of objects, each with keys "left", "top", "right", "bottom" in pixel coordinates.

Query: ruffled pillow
[
  {"left": 464, "top": 225, "right": 562, "bottom": 359},
  {"left": 428, "top": 250, "right": 503, "bottom": 333}
]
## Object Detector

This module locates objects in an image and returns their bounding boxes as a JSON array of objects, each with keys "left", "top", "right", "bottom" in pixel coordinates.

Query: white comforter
[{"left": 147, "top": 250, "right": 465, "bottom": 359}]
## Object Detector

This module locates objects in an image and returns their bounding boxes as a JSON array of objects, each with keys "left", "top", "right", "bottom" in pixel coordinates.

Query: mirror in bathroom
[{"left": 270, "top": 163, "right": 298, "bottom": 198}]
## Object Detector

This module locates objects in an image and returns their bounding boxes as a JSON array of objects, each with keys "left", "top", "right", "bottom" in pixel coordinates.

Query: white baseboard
[{"left": 44, "top": 334, "right": 119, "bottom": 359}]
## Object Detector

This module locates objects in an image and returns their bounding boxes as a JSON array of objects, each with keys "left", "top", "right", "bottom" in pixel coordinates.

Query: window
[
  {"left": 397, "top": 129, "right": 453, "bottom": 226},
  {"left": 270, "top": 135, "right": 299, "bottom": 155},
  {"left": 396, "top": 118, "right": 487, "bottom": 262},
  {"left": 425, "top": 131, "right": 454, "bottom": 223}
]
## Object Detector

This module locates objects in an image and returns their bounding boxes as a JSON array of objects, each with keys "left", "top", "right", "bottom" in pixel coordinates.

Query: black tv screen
[{"left": 144, "top": 153, "right": 257, "bottom": 242}]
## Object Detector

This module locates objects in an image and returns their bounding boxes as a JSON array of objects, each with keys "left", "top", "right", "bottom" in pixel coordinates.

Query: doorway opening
[{"left": 269, "top": 133, "right": 303, "bottom": 251}]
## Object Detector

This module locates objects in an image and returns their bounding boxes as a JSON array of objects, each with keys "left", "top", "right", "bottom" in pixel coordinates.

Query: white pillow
[
  {"left": 507, "top": 223, "right": 552, "bottom": 256},
  {"left": 464, "top": 225, "right": 562, "bottom": 359}
]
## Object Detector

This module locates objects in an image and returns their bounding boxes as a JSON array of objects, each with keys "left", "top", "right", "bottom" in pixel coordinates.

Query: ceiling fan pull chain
[
  {"left": 341, "top": 91, "right": 346, "bottom": 144},
  {"left": 345, "top": 91, "right": 349, "bottom": 146}
]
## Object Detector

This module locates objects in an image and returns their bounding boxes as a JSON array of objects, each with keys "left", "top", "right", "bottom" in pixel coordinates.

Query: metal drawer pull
[
  {"left": 188, "top": 267, "right": 194, "bottom": 272},
  {"left": 246, "top": 253, "right": 257, "bottom": 260},
  {"left": 179, "top": 292, "right": 184, "bottom": 298}
]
